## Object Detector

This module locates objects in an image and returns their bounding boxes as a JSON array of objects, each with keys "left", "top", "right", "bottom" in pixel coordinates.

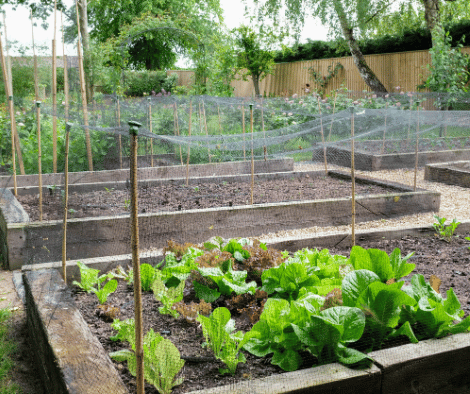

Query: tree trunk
[
  {"left": 335, "top": 3, "right": 388, "bottom": 93},
  {"left": 421, "top": 0, "right": 442, "bottom": 46},
  {"left": 78, "top": 0, "right": 93, "bottom": 103},
  {"left": 252, "top": 74, "right": 261, "bottom": 97}
]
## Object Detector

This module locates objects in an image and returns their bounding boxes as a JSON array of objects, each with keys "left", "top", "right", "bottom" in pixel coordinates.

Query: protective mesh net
[{"left": 1, "top": 90, "right": 470, "bottom": 393}]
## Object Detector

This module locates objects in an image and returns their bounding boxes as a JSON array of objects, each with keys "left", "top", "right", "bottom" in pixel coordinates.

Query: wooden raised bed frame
[{"left": 425, "top": 160, "right": 470, "bottom": 188}]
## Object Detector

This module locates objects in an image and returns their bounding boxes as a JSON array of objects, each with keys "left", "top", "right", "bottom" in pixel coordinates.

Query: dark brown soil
[
  {"left": 72, "top": 234, "right": 470, "bottom": 394},
  {"left": 17, "top": 175, "right": 393, "bottom": 222}
]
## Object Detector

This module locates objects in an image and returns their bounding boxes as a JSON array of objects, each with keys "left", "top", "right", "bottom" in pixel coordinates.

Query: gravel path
[{"left": 256, "top": 162, "right": 470, "bottom": 243}]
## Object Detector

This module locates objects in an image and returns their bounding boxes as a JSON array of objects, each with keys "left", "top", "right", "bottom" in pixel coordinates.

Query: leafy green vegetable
[
  {"left": 162, "top": 249, "right": 202, "bottom": 283},
  {"left": 72, "top": 261, "right": 101, "bottom": 293},
  {"left": 197, "top": 265, "right": 257, "bottom": 296},
  {"left": 197, "top": 307, "right": 248, "bottom": 374},
  {"left": 140, "top": 263, "right": 159, "bottom": 291},
  {"left": 109, "top": 321, "right": 184, "bottom": 394},
  {"left": 93, "top": 279, "right": 118, "bottom": 304},
  {"left": 151, "top": 274, "right": 185, "bottom": 318},
  {"left": 389, "top": 248, "right": 415, "bottom": 280},
  {"left": 193, "top": 281, "right": 221, "bottom": 303},
  {"left": 221, "top": 239, "right": 251, "bottom": 261}
]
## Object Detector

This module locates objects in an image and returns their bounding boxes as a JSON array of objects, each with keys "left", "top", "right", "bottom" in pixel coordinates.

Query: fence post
[{"left": 128, "top": 120, "right": 144, "bottom": 394}]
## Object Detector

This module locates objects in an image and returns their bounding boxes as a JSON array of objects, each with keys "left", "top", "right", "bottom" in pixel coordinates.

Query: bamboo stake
[
  {"left": 61, "top": 12, "right": 69, "bottom": 121},
  {"left": 327, "top": 90, "right": 338, "bottom": 142},
  {"left": 202, "top": 101, "right": 210, "bottom": 163},
  {"left": 148, "top": 98, "right": 154, "bottom": 167},
  {"left": 350, "top": 106, "right": 356, "bottom": 247},
  {"left": 380, "top": 102, "right": 389, "bottom": 154},
  {"left": 30, "top": 10, "right": 39, "bottom": 102},
  {"left": 75, "top": 0, "right": 93, "bottom": 171},
  {"left": 250, "top": 104, "right": 254, "bottom": 205},
  {"left": 128, "top": 120, "right": 144, "bottom": 394},
  {"left": 36, "top": 102, "right": 43, "bottom": 221},
  {"left": 117, "top": 98, "right": 122, "bottom": 169},
  {"left": 317, "top": 97, "right": 328, "bottom": 175},
  {"left": 217, "top": 104, "right": 222, "bottom": 134},
  {"left": 62, "top": 122, "right": 72, "bottom": 281},
  {"left": 0, "top": 31, "right": 16, "bottom": 194},
  {"left": 260, "top": 99, "right": 267, "bottom": 161},
  {"left": 406, "top": 97, "right": 412, "bottom": 141},
  {"left": 413, "top": 105, "right": 420, "bottom": 192},
  {"left": 2, "top": 14, "right": 24, "bottom": 175},
  {"left": 52, "top": 38, "right": 58, "bottom": 172},
  {"left": 242, "top": 105, "right": 246, "bottom": 160},
  {"left": 173, "top": 103, "right": 183, "bottom": 165},
  {"left": 186, "top": 101, "right": 192, "bottom": 186}
]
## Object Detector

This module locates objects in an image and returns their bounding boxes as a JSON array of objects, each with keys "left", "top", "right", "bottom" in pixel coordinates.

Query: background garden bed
[{"left": 425, "top": 160, "right": 470, "bottom": 188}]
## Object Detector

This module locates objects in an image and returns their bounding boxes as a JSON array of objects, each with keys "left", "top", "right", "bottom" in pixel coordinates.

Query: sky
[{"left": 1, "top": 0, "right": 329, "bottom": 57}]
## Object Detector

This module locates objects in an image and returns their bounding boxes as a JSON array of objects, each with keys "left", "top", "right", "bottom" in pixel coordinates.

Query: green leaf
[
  {"left": 390, "top": 248, "right": 415, "bottom": 280},
  {"left": 93, "top": 279, "right": 118, "bottom": 304},
  {"left": 74, "top": 261, "right": 100, "bottom": 293},
  {"left": 335, "top": 343, "right": 371, "bottom": 366},
  {"left": 389, "top": 321, "right": 419, "bottom": 343},
  {"left": 320, "top": 306, "right": 366, "bottom": 343},
  {"left": 109, "top": 349, "right": 134, "bottom": 363},
  {"left": 342, "top": 269, "right": 381, "bottom": 307},
  {"left": 140, "top": 263, "right": 158, "bottom": 291},
  {"left": 271, "top": 348, "right": 302, "bottom": 371},
  {"left": 193, "top": 281, "right": 221, "bottom": 303}
]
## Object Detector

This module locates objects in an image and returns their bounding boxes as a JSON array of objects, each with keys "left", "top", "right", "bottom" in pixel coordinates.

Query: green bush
[{"left": 111, "top": 70, "right": 178, "bottom": 97}]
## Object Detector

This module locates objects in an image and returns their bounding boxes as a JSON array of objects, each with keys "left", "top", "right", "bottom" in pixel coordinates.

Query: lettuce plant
[
  {"left": 92, "top": 278, "right": 118, "bottom": 305},
  {"left": 110, "top": 320, "right": 184, "bottom": 394},
  {"left": 197, "top": 307, "right": 249, "bottom": 375},
  {"left": 72, "top": 261, "right": 101, "bottom": 293},
  {"left": 151, "top": 273, "right": 185, "bottom": 318}
]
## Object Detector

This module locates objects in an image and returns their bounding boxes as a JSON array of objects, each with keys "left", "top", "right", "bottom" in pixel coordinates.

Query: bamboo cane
[
  {"left": 242, "top": 105, "right": 246, "bottom": 160},
  {"left": 317, "top": 97, "right": 328, "bottom": 175},
  {"left": 173, "top": 103, "right": 183, "bottom": 165},
  {"left": 217, "top": 104, "right": 222, "bottom": 134},
  {"left": 117, "top": 98, "right": 122, "bottom": 169},
  {"left": 413, "top": 105, "right": 420, "bottom": 192},
  {"left": 148, "top": 98, "right": 154, "bottom": 167},
  {"left": 0, "top": 31, "right": 17, "bottom": 194},
  {"left": 52, "top": 38, "right": 58, "bottom": 172},
  {"left": 128, "top": 120, "right": 144, "bottom": 394},
  {"left": 61, "top": 11, "right": 69, "bottom": 121},
  {"left": 327, "top": 90, "right": 338, "bottom": 142},
  {"left": 260, "top": 98, "right": 267, "bottom": 161},
  {"left": 381, "top": 102, "right": 389, "bottom": 155},
  {"left": 350, "top": 106, "right": 356, "bottom": 247},
  {"left": 75, "top": 0, "right": 93, "bottom": 171},
  {"left": 186, "top": 101, "right": 192, "bottom": 186},
  {"left": 36, "top": 102, "right": 43, "bottom": 221},
  {"left": 202, "top": 101, "right": 210, "bottom": 163},
  {"left": 62, "top": 122, "right": 71, "bottom": 281},
  {"left": 2, "top": 14, "right": 24, "bottom": 175},
  {"left": 30, "top": 10, "right": 39, "bottom": 102},
  {"left": 250, "top": 104, "right": 254, "bottom": 205}
]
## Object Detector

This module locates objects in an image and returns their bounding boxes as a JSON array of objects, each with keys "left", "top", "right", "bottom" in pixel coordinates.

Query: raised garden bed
[
  {"left": 1, "top": 170, "right": 440, "bottom": 269},
  {"left": 425, "top": 160, "right": 470, "bottom": 188},
  {"left": 21, "top": 223, "right": 470, "bottom": 394},
  {"left": 323, "top": 137, "right": 470, "bottom": 171}
]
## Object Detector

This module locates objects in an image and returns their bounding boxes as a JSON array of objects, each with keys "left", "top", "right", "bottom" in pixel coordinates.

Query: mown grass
[{"left": 0, "top": 307, "right": 22, "bottom": 394}]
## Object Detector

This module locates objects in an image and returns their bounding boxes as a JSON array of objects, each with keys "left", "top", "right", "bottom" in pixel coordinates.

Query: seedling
[
  {"left": 194, "top": 186, "right": 199, "bottom": 192},
  {"left": 68, "top": 208, "right": 76, "bottom": 218},
  {"left": 104, "top": 187, "right": 115, "bottom": 194},
  {"left": 465, "top": 236, "right": 470, "bottom": 250},
  {"left": 124, "top": 199, "right": 130, "bottom": 211},
  {"left": 46, "top": 184, "right": 60, "bottom": 196},
  {"left": 432, "top": 215, "right": 460, "bottom": 242}
]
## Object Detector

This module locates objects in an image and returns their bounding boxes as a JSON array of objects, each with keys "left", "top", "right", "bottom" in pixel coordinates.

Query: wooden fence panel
[{"left": 168, "top": 46, "right": 470, "bottom": 97}]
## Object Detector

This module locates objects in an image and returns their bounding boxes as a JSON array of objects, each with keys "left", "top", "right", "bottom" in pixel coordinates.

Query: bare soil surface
[
  {"left": 17, "top": 175, "right": 394, "bottom": 222},
  {"left": 71, "top": 234, "right": 470, "bottom": 394}
]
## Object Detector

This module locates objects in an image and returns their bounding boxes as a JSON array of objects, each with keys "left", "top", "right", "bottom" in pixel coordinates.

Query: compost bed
[
  {"left": 325, "top": 137, "right": 470, "bottom": 171},
  {"left": 425, "top": 160, "right": 470, "bottom": 188},
  {"left": 68, "top": 234, "right": 470, "bottom": 394},
  {"left": 17, "top": 173, "right": 393, "bottom": 221}
]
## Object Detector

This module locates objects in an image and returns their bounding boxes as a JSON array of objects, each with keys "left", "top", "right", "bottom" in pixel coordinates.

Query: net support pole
[
  {"left": 186, "top": 101, "right": 192, "bottom": 186},
  {"left": 128, "top": 120, "right": 144, "bottom": 394},
  {"left": 202, "top": 101, "right": 210, "bottom": 163},
  {"left": 62, "top": 122, "right": 72, "bottom": 281},
  {"left": 242, "top": 105, "right": 246, "bottom": 160},
  {"left": 350, "top": 106, "right": 356, "bottom": 247},
  {"left": 52, "top": 38, "right": 58, "bottom": 173},
  {"left": 148, "top": 97, "right": 154, "bottom": 167},
  {"left": 61, "top": 11, "right": 69, "bottom": 121},
  {"left": 317, "top": 97, "right": 328, "bottom": 175},
  {"left": 327, "top": 90, "right": 338, "bottom": 141},
  {"left": 413, "top": 105, "right": 420, "bottom": 192},
  {"left": 36, "top": 102, "right": 43, "bottom": 221},
  {"left": 117, "top": 97, "right": 122, "bottom": 169},
  {"left": 173, "top": 103, "right": 183, "bottom": 166},
  {"left": 250, "top": 104, "right": 254, "bottom": 205},
  {"left": 381, "top": 102, "right": 388, "bottom": 154},
  {"left": 261, "top": 98, "right": 267, "bottom": 161}
]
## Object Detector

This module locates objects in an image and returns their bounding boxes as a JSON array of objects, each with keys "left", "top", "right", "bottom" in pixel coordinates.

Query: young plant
[
  {"left": 124, "top": 199, "right": 130, "bottom": 211},
  {"left": 197, "top": 307, "right": 248, "bottom": 375},
  {"left": 151, "top": 274, "right": 185, "bottom": 318},
  {"left": 110, "top": 320, "right": 184, "bottom": 394},
  {"left": 432, "top": 215, "right": 460, "bottom": 242},
  {"left": 72, "top": 261, "right": 101, "bottom": 293},
  {"left": 92, "top": 278, "right": 118, "bottom": 304}
]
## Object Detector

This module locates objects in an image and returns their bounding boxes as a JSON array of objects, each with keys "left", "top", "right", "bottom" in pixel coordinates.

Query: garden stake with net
[
  {"left": 62, "top": 122, "right": 72, "bottom": 281},
  {"left": 327, "top": 90, "right": 338, "bottom": 141},
  {"left": 148, "top": 97, "right": 154, "bottom": 167},
  {"left": 30, "top": 9, "right": 40, "bottom": 102},
  {"left": 186, "top": 101, "right": 192, "bottom": 186},
  {"left": 380, "top": 102, "right": 389, "bottom": 154},
  {"left": 414, "top": 104, "right": 421, "bottom": 192},
  {"left": 350, "top": 106, "right": 356, "bottom": 247},
  {"left": 317, "top": 96, "right": 328, "bottom": 175},
  {"left": 36, "top": 101, "right": 43, "bottom": 222},
  {"left": 117, "top": 97, "right": 122, "bottom": 169},
  {"left": 129, "top": 120, "right": 145, "bottom": 394},
  {"left": 261, "top": 98, "right": 267, "bottom": 160},
  {"left": 52, "top": 37, "right": 58, "bottom": 172},
  {"left": 203, "top": 100, "right": 211, "bottom": 163},
  {"left": 250, "top": 103, "right": 254, "bottom": 205},
  {"left": 242, "top": 105, "right": 246, "bottom": 159},
  {"left": 61, "top": 11, "right": 69, "bottom": 121},
  {"left": 173, "top": 103, "right": 183, "bottom": 165}
]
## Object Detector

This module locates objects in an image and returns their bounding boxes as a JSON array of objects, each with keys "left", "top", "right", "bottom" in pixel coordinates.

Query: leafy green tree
[
  {"left": 233, "top": 25, "right": 277, "bottom": 97},
  {"left": 249, "top": 0, "right": 389, "bottom": 93}
]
